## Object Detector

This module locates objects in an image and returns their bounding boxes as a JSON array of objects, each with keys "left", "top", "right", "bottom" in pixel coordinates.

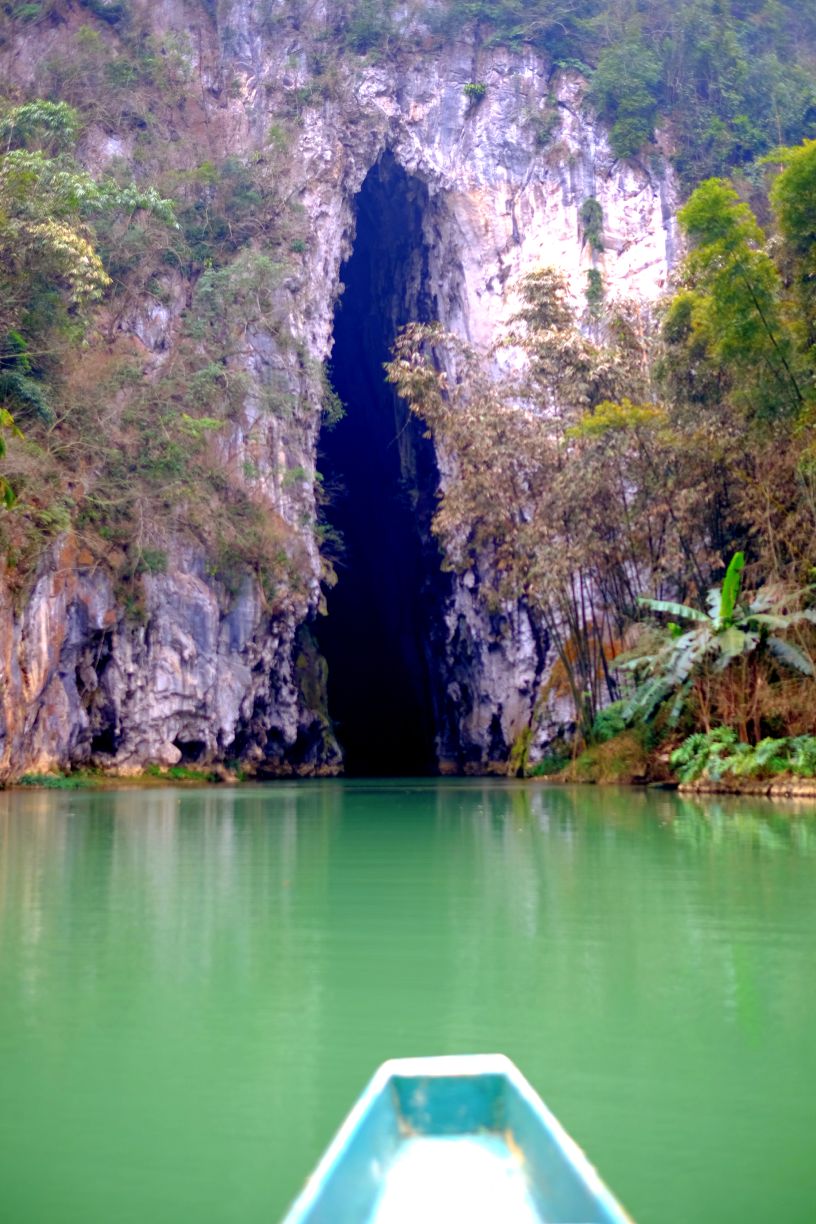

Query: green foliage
[
  {"left": 579, "top": 197, "right": 604, "bottom": 253},
  {"left": 675, "top": 178, "right": 805, "bottom": 418},
  {"left": 528, "top": 750, "right": 571, "bottom": 777},
  {"left": 769, "top": 140, "right": 816, "bottom": 358},
  {"left": 266, "top": 123, "right": 289, "bottom": 152},
  {"left": 0, "top": 14, "right": 309, "bottom": 618},
  {"left": 0, "top": 368, "right": 52, "bottom": 424},
  {"left": 343, "top": 0, "right": 394, "bottom": 54},
  {"left": 563, "top": 729, "right": 649, "bottom": 784},
  {"left": 584, "top": 267, "right": 604, "bottom": 317},
  {"left": 281, "top": 465, "right": 307, "bottom": 488},
  {"left": 0, "top": 108, "right": 175, "bottom": 517},
  {"left": 463, "top": 82, "right": 487, "bottom": 103},
  {"left": 589, "top": 700, "right": 629, "bottom": 745},
  {"left": 719, "top": 549, "right": 744, "bottom": 624},
  {"left": 138, "top": 548, "right": 167, "bottom": 574},
  {"left": 5, "top": 4, "right": 49, "bottom": 21},
  {"left": 321, "top": 367, "right": 345, "bottom": 427},
  {"left": 569, "top": 397, "right": 664, "bottom": 438},
  {"left": 19, "top": 772, "right": 89, "bottom": 788},
  {"left": 0, "top": 406, "right": 21, "bottom": 507},
  {"left": 170, "top": 154, "right": 293, "bottom": 272},
  {"left": 0, "top": 144, "right": 175, "bottom": 333},
  {"left": 662, "top": 7, "right": 816, "bottom": 186},
  {"left": 509, "top": 724, "right": 535, "bottom": 776},
  {"left": 769, "top": 140, "right": 816, "bottom": 267},
  {"left": 39, "top": 22, "right": 194, "bottom": 131},
  {"left": 528, "top": 97, "right": 560, "bottom": 147},
  {"left": 0, "top": 100, "right": 80, "bottom": 151},
  {"left": 427, "top": 1, "right": 586, "bottom": 57},
  {"left": 588, "top": 32, "right": 662, "bottom": 159},
  {"left": 653, "top": 161, "right": 816, "bottom": 679},
  {"left": 143, "top": 763, "right": 212, "bottom": 781},
  {"left": 670, "top": 726, "right": 740, "bottom": 782},
  {"left": 670, "top": 728, "right": 816, "bottom": 783},
  {"left": 186, "top": 252, "right": 286, "bottom": 346}
]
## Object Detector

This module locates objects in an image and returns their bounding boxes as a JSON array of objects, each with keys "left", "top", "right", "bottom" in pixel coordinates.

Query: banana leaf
[
  {"left": 748, "top": 610, "right": 816, "bottom": 628},
  {"left": 767, "top": 636, "right": 815, "bottom": 676},
  {"left": 637, "top": 596, "right": 708, "bottom": 622},
  {"left": 719, "top": 551, "right": 745, "bottom": 623},
  {"left": 712, "top": 626, "right": 754, "bottom": 668},
  {"left": 668, "top": 679, "right": 692, "bottom": 726},
  {"left": 747, "top": 613, "right": 797, "bottom": 629}
]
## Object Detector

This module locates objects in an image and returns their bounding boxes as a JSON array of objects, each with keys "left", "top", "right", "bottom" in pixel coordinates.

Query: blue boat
[{"left": 282, "top": 1054, "right": 634, "bottom": 1223}]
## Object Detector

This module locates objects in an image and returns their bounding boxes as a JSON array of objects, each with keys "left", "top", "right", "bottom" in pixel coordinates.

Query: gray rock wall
[
  {"left": 0, "top": 3, "right": 678, "bottom": 778},
  {"left": 0, "top": 536, "right": 339, "bottom": 778}
]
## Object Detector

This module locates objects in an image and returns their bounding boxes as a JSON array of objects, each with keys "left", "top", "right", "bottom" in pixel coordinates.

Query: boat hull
[{"left": 282, "top": 1054, "right": 633, "bottom": 1223}]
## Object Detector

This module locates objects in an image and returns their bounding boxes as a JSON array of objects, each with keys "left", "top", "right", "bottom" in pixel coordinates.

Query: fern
[
  {"left": 789, "top": 736, "right": 816, "bottom": 777},
  {"left": 671, "top": 729, "right": 816, "bottom": 782},
  {"left": 670, "top": 728, "right": 738, "bottom": 782}
]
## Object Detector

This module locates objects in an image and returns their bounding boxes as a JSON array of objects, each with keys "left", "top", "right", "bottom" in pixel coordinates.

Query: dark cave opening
[{"left": 316, "top": 153, "right": 447, "bottom": 776}]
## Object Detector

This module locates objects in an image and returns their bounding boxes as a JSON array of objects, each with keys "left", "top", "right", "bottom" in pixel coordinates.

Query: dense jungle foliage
[{"left": 2, "top": 1, "right": 816, "bottom": 776}]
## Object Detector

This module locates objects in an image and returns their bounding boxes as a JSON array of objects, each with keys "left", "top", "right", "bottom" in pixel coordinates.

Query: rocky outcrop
[
  {"left": 0, "top": 3, "right": 678, "bottom": 779},
  {"left": 0, "top": 535, "right": 339, "bottom": 778}
]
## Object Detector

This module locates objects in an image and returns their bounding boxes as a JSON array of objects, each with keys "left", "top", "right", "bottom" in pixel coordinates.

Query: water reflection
[
  {"left": 669, "top": 793, "right": 816, "bottom": 852},
  {"left": 0, "top": 782, "right": 815, "bottom": 1224}
]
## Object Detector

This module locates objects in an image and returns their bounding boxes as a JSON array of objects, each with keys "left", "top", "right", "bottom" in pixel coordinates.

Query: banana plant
[{"left": 617, "top": 552, "right": 816, "bottom": 723}]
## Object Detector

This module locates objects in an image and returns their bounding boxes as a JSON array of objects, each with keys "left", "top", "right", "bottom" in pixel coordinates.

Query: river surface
[{"left": 1, "top": 780, "right": 815, "bottom": 1223}]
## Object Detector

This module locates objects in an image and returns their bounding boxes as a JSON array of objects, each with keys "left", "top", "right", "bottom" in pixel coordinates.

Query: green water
[{"left": 1, "top": 781, "right": 815, "bottom": 1222}]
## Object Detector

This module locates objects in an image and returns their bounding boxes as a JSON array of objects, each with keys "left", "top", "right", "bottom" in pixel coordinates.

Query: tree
[
  {"left": 386, "top": 274, "right": 671, "bottom": 739},
  {"left": 769, "top": 139, "right": 816, "bottom": 358},
  {"left": 587, "top": 30, "right": 662, "bottom": 159},
  {"left": 675, "top": 178, "right": 806, "bottom": 419},
  {"left": 0, "top": 108, "right": 174, "bottom": 425}
]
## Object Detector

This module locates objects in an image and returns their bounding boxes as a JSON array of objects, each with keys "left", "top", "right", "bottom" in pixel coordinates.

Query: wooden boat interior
[{"left": 282, "top": 1055, "right": 633, "bottom": 1223}]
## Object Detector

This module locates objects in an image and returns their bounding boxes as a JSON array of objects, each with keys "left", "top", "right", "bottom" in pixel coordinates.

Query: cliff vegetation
[
  {"left": 1, "top": 0, "right": 816, "bottom": 779},
  {"left": 390, "top": 144, "right": 816, "bottom": 780}
]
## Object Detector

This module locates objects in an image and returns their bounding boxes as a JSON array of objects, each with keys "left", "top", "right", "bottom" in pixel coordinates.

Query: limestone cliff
[{"left": 0, "top": 1, "right": 677, "bottom": 779}]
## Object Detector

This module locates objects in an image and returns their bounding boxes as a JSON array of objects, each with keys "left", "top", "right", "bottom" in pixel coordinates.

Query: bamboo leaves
[{"left": 676, "top": 179, "right": 806, "bottom": 417}]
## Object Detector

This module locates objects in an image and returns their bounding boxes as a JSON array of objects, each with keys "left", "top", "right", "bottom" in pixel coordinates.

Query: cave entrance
[{"left": 317, "top": 153, "right": 446, "bottom": 776}]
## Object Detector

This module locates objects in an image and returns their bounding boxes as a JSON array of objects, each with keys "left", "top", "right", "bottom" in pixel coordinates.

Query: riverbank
[
  {"left": 7, "top": 759, "right": 343, "bottom": 790},
  {"left": 678, "top": 777, "right": 816, "bottom": 798},
  {"left": 12, "top": 765, "right": 237, "bottom": 791},
  {"left": 11, "top": 751, "right": 816, "bottom": 801},
  {"left": 533, "top": 727, "right": 816, "bottom": 800}
]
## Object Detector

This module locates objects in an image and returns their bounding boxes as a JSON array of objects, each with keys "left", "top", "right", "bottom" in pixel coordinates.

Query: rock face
[
  {"left": 0, "top": 536, "right": 339, "bottom": 779},
  {"left": 0, "top": 3, "right": 678, "bottom": 779}
]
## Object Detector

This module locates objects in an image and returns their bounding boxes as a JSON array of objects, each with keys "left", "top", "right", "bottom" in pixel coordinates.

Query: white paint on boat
[{"left": 369, "top": 1133, "right": 541, "bottom": 1224}]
